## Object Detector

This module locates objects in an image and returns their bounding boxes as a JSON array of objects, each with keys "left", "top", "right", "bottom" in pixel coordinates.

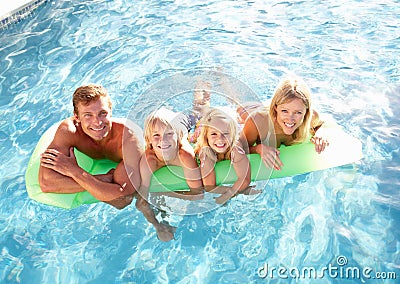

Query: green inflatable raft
[{"left": 25, "top": 122, "right": 362, "bottom": 209}]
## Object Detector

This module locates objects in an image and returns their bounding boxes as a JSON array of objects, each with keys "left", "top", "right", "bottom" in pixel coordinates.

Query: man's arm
[
  {"left": 39, "top": 122, "right": 142, "bottom": 202},
  {"left": 41, "top": 147, "right": 132, "bottom": 201},
  {"left": 39, "top": 120, "right": 86, "bottom": 193},
  {"left": 112, "top": 126, "right": 142, "bottom": 197}
]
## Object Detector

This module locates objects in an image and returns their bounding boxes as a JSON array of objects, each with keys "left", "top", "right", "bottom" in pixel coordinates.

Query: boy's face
[
  {"left": 150, "top": 120, "right": 178, "bottom": 162},
  {"left": 75, "top": 97, "right": 112, "bottom": 142}
]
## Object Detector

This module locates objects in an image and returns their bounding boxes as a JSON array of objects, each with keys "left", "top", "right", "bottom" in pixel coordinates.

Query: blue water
[{"left": 1, "top": 0, "right": 399, "bottom": 283}]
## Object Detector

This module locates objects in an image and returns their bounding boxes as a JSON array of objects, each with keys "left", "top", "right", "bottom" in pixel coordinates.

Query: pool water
[{"left": 1, "top": 0, "right": 399, "bottom": 283}]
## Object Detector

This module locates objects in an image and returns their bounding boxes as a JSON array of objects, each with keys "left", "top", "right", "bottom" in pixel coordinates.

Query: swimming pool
[{"left": 1, "top": 0, "right": 399, "bottom": 282}]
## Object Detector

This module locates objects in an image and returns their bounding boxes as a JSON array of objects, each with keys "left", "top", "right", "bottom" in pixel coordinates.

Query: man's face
[{"left": 75, "top": 97, "right": 112, "bottom": 142}]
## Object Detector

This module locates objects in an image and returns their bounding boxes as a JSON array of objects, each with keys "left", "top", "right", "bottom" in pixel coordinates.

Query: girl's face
[
  {"left": 150, "top": 120, "right": 178, "bottom": 161},
  {"left": 275, "top": 98, "right": 307, "bottom": 135},
  {"left": 206, "top": 118, "right": 232, "bottom": 154}
]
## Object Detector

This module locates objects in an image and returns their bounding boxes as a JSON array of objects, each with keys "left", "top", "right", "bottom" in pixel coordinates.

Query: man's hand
[{"left": 40, "top": 147, "right": 80, "bottom": 177}]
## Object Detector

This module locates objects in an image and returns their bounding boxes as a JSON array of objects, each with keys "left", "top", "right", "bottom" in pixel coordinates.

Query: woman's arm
[
  {"left": 310, "top": 110, "right": 329, "bottom": 154},
  {"left": 240, "top": 112, "right": 283, "bottom": 170}
]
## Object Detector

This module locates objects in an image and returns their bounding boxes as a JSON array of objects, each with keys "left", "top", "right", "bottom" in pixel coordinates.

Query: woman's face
[{"left": 275, "top": 98, "right": 307, "bottom": 135}]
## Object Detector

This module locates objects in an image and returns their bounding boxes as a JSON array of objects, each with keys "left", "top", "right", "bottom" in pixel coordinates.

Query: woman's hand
[
  {"left": 255, "top": 144, "right": 283, "bottom": 170},
  {"left": 310, "top": 136, "right": 329, "bottom": 154}
]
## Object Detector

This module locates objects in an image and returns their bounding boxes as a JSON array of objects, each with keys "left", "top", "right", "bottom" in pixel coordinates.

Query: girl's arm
[
  {"left": 214, "top": 145, "right": 251, "bottom": 204},
  {"left": 231, "top": 146, "right": 251, "bottom": 192},
  {"left": 179, "top": 149, "right": 203, "bottom": 189},
  {"left": 197, "top": 147, "right": 217, "bottom": 190}
]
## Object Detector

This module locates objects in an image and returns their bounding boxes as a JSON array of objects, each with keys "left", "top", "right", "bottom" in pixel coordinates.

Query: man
[{"left": 39, "top": 84, "right": 175, "bottom": 241}]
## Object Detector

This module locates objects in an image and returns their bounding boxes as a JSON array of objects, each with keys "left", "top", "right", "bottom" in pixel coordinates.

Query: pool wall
[{"left": 0, "top": 0, "right": 48, "bottom": 29}]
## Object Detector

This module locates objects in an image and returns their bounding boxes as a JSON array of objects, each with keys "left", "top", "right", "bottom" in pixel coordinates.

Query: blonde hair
[
  {"left": 269, "top": 77, "right": 313, "bottom": 144},
  {"left": 195, "top": 108, "right": 238, "bottom": 162},
  {"left": 144, "top": 107, "right": 186, "bottom": 150}
]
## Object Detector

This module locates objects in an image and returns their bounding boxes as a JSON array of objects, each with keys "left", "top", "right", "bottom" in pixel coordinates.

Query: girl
[
  {"left": 140, "top": 107, "right": 203, "bottom": 191},
  {"left": 195, "top": 108, "right": 251, "bottom": 204},
  {"left": 241, "top": 77, "right": 329, "bottom": 170}
]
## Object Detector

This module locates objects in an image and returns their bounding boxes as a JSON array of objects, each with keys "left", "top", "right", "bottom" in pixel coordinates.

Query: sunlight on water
[{"left": 0, "top": 0, "right": 399, "bottom": 283}]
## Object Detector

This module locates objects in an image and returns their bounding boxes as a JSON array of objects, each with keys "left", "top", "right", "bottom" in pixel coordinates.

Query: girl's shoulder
[{"left": 230, "top": 142, "right": 248, "bottom": 163}]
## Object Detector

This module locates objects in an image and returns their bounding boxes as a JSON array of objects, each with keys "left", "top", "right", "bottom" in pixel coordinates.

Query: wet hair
[
  {"left": 269, "top": 77, "right": 313, "bottom": 144},
  {"left": 195, "top": 108, "right": 238, "bottom": 162},
  {"left": 143, "top": 107, "right": 186, "bottom": 150},
  {"left": 72, "top": 84, "right": 112, "bottom": 115}
]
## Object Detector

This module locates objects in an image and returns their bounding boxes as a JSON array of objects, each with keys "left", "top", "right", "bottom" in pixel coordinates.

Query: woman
[{"left": 241, "top": 77, "right": 329, "bottom": 170}]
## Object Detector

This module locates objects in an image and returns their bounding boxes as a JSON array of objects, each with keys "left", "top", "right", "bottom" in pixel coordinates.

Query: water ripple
[{"left": 0, "top": 0, "right": 399, "bottom": 282}]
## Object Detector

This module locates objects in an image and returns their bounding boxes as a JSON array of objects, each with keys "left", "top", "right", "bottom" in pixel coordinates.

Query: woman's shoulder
[{"left": 248, "top": 108, "right": 269, "bottom": 122}]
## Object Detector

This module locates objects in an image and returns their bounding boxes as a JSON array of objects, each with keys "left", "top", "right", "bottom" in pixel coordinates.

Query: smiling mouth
[
  {"left": 90, "top": 126, "right": 106, "bottom": 131},
  {"left": 158, "top": 145, "right": 171, "bottom": 150},
  {"left": 214, "top": 143, "right": 226, "bottom": 149},
  {"left": 284, "top": 122, "right": 295, "bottom": 128}
]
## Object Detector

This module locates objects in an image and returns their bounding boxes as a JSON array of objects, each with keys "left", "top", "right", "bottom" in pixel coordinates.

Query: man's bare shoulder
[
  {"left": 57, "top": 117, "right": 78, "bottom": 134},
  {"left": 48, "top": 118, "right": 79, "bottom": 152},
  {"left": 112, "top": 118, "right": 144, "bottom": 146}
]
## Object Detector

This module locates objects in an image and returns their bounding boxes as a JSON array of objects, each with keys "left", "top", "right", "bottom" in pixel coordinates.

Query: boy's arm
[{"left": 139, "top": 151, "right": 158, "bottom": 190}]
